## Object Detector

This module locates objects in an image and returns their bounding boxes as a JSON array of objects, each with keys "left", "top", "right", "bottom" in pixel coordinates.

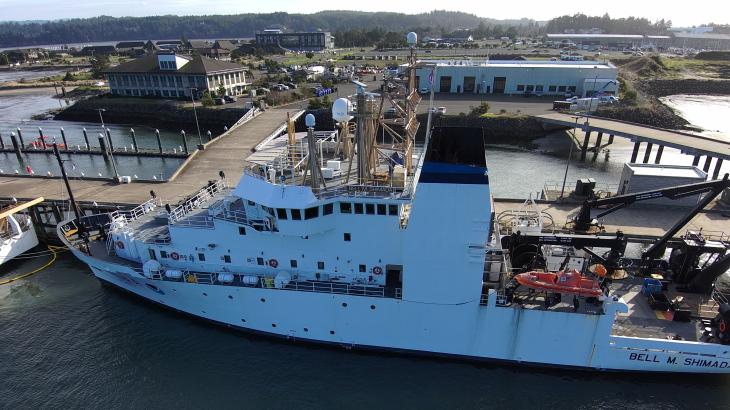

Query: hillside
[{"left": 0, "top": 10, "right": 537, "bottom": 48}]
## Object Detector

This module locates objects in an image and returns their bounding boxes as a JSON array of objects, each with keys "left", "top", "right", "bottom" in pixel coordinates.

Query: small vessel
[
  {"left": 29, "top": 135, "right": 64, "bottom": 149},
  {"left": 1, "top": 198, "right": 41, "bottom": 266},
  {"left": 515, "top": 270, "right": 604, "bottom": 298}
]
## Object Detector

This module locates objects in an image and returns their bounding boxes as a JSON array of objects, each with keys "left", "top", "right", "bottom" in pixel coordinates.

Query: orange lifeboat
[
  {"left": 29, "top": 136, "right": 65, "bottom": 149},
  {"left": 515, "top": 269, "right": 603, "bottom": 297}
]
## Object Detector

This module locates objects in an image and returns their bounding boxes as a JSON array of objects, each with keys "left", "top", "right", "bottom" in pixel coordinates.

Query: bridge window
[
  {"left": 160, "top": 250, "right": 168, "bottom": 258},
  {"left": 558, "top": 86, "right": 567, "bottom": 92},
  {"left": 290, "top": 259, "right": 298, "bottom": 268},
  {"left": 359, "top": 264, "right": 366, "bottom": 272},
  {"left": 377, "top": 204, "right": 386, "bottom": 215},
  {"left": 568, "top": 86, "right": 577, "bottom": 92},
  {"left": 344, "top": 233, "right": 351, "bottom": 242},
  {"left": 291, "top": 209, "right": 302, "bottom": 220},
  {"left": 238, "top": 226, "right": 246, "bottom": 235},
  {"left": 323, "top": 203, "right": 333, "bottom": 215},
  {"left": 354, "top": 203, "right": 364, "bottom": 214},
  {"left": 388, "top": 205, "right": 399, "bottom": 216},
  {"left": 305, "top": 207, "right": 318, "bottom": 220},
  {"left": 257, "top": 257, "right": 264, "bottom": 265},
  {"left": 340, "top": 202, "right": 352, "bottom": 214},
  {"left": 224, "top": 255, "right": 231, "bottom": 263},
  {"left": 277, "top": 208, "right": 288, "bottom": 219},
  {"left": 516, "top": 84, "right": 525, "bottom": 91},
  {"left": 365, "top": 204, "right": 375, "bottom": 215},
  {"left": 318, "top": 261, "right": 325, "bottom": 270},
  {"left": 536, "top": 85, "right": 544, "bottom": 92},
  {"left": 198, "top": 253, "right": 206, "bottom": 261},
  {"left": 548, "top": 85, "right": 557, "bottom": 92},
  {"left": 148, "top": 249, "right": 156, "bottom": 260}
]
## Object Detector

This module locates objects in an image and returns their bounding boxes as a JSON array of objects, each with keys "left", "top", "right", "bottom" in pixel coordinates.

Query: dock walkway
[{"left": 0, "top": 108, "right": 299, "bottom": 206}]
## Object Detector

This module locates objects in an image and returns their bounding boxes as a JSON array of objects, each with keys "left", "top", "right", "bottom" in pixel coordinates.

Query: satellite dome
[
  {"left": 305, "top": 113, "right": 316, "bottom": 128},
  {"left": 332, "top": 98, "right": 353, "bottom": 122},
  {"left": 407, "top": 32, "right": 418, "bottom": 46}
]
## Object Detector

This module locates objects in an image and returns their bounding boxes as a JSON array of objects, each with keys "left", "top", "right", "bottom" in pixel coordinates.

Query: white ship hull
[
  {"left": 1, "top": 214, "right": 38, "bottom": 266},
  {"left": 73, "top": 247, "right": 730, "bottom": 373}
]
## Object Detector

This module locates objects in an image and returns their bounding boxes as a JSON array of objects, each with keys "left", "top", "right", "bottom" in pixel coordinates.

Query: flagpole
[{"left": 424, "top": 65, "right": 437, "bottom": 150}]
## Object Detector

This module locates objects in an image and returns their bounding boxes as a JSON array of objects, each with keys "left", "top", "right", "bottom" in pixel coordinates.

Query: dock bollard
[
  {"left": 82, "top": 128, "right": 90, "bottom": 151},
  {"left": 105, "top": 128, "right": 114, "bottom": 152},
  {"left": 155, "top": 129, "right": 163, "bottom": 154},
  {"left": 16, "top": 127, "right": 24, "bottom": 149},
  {"left": 10, "top": 132, "right": 21, "bottom": 156},
  {"left": 130, "top": 128, "right": 139, "bottom": 153},
  {"left": 98, "top": 134, "right": 109, "bottom": 161},
  {"left": 207, "top": 130, "right": 212, "bottom": 141},
  {"left": 181, "top": 130, "right": 189, "bottom": 155},
  {"left": 60, "top": 127, "right": 69, "bottom": 151},
  {"left": 38, "top": 127, "right": 46, "bottom": 149}
]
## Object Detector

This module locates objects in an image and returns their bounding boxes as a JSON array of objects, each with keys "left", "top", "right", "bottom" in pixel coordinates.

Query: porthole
[
  {"left": 260, "top": 298, "right": 266, "bottom": 302},
  {"left": 304, "top": 327, "right": 309, "bottom": 332},
  {"left": 203, "top": 292, "right": 207, "bottom": 296},
  {"left": 228, "top": 295, "right": 233, "bottom": 299},
  {"left": 272, "top": 323, "right": 277, "bottom": 328},
  {"left": 370, "top": 305, "right": 376, "bottom": 310},
  {"left": 330, "top": 330, "right": 335, "bottom": 335},
  {"left": 342, "top": 302, "right": 347, "bottom": 307},
  {"left": 241, "top": 319, "right": 247, "bottom": 323}
]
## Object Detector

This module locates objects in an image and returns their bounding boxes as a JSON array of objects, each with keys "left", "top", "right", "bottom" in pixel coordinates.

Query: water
[
  {"left": 0, "top": 69, "right": 65, "bottom": 83},
  {"left": 661, "top": 95, "right": 730, "bottom": 140},
  {"left": 1, "top": 251, "right": 729, "bottom": 409},
  {"left": 0, "top": 89, "right": 210, "bottom": 179}
]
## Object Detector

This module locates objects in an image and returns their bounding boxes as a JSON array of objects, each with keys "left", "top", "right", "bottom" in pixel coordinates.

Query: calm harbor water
[{"left": 2, "top": 93, "right": 730, "bottom": 408}]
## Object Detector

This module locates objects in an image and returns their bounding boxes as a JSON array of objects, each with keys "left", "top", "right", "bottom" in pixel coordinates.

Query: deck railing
[
  {"left": 168, "top": 179, "right": 228, "bottom": 225},
  {"left": 109, "top": 197, "right": 162, "bottom": 224}
]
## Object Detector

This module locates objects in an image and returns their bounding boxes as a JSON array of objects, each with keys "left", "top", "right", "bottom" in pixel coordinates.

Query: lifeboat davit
[{"left": 515, "top": 269, "right": 603, "bottom": 297}]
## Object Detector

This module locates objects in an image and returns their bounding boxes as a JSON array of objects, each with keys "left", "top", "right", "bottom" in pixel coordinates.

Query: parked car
[
  {"left": 429, "top": 106, "right": 446, "bottom": 114},
  {"left": 276, "top": 84, "right": 290, "bottom": 90},
  {"left": 419, "top": 87, "right": 430, "bottom": 94},
  {"left": 224, "top": 95, "right": 237, "bottom": 103},
  {"left": 213, "top": 98, "right": 226, "bottom": 105},
  {"left": 285, "top": 82, "right": 297, "bottom": 89}
]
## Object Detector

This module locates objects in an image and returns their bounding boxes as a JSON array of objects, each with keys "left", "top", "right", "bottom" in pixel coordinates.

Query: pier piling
[
  {"left": 608, "top": 134, "right": 614, "bottom": 144},
  {"left": 0, "top": 133, "right": 4, "bottom": 150},
  {"left": 130, "top": 128, "right": 139, "bottom": 153},
  {"left": 181, "top": 130, "right": 189, "bottom": 155},
  {"left": 642, "top": 143, "right": 653, "bottom": 163},
  {"left": 630, "top": 142, "right": 640, "bottom": 163},
  {"left": 60, "top": 128, "right": 69, "bottom": 151},
  {"left": 155, "top": 129, "right": 163, "bottom": 154},
  {"left": 207, "top": 130, "right": 212, "bottom": 141},
  {"left": 693, "top": 155, "right": 701, "bottom": 166},
  {"left": 105, "top": 128, "right": 114, "bottom": 153},
  {"left": 10, "top": 132, "right": 22, "bottom": 156},
  {"left": 82, "top": 128, "right": 90, "bottom": 151},
  {"left": 713, "top": 159, "right": 724, "bottom": 180},
  {"left": 654, "top": 145, "right": 664, "bottom": 164},
  {"left": 592, "top": 132, "right": 603, "bottom": 161},
  {"left": 580, "top": 130, "right": 591, "bottom": 161},
  {"left": 38, "top": 127, "right": 46, "bottom": 149},
  {"left": 16, "top": 127, "right": 24, "bottom": 149},
  {"left": 98, "top": 134, "right": 109, "bottom": 161},
  {"left": 703, "top": 157, "right": 713, "bottom": 173}
]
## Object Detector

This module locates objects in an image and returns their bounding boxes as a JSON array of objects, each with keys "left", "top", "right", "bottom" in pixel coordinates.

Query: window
[
  {"left": 290, "top": 260, "right": 298, "bottom": 268},
  {"left": 247, "top": 200, "right": 255, "bottom": 206},
  {"left": 526, "top": 85, "right": 534, "bottom": 92},
  {"left": 535, "top": 85, "right": 544, "bottom": 92},
  {"left": 344, "top": 233, "right": 351, "bottom": 242},
  {"left": 359, "top": 264, "right": 366, "bottom": 273},
  {"left": 340, "top": 202, "right": 352, "bottom": 214},
  {"left": 198, "top": 253, "right": 206, "bottom": 261},
  {"left": 548, "top": 85, "right": 557, "bottom": 92},
  {"left": 277, "top": 208, "right": 288, "bottom": 219},
  {"left": 516, "top": 84, "right": 525, "bottom": 91},
  {"left": 377, "top": 204, "right": 386, "bottom": 215},
  {"left": 388, "top": 205, "right": 399, "bottom": 216},
  {"left": 291, "top": 209, "right": 302, "bottom": 220},
  {"left": 224, "top": 255, "right": 231, "bottom": 263},
  {"left": 305, "top": 207, "right": 318, "bottom": 220},
  {"left": 365, "top": 204, "right": 375, "bottom": 215},
  {"left": 148, "top": 249, "right": 156, "bottom": 260},
  {"left": 160, "top": 250, "right": 168, "bottom": 258},
  {"left": 257, "top": 257, "right": 264, "bottom": 265},
  {"left": 238, "top": 226, "right": 246, "bottom": 235},
  {"left": 568, "top": 86, "right": 577, "bottom": 92},
  {"left": 323, "top": 203, "right": 333, "bottom": 215},
  {"left": 558, "top": 86, "right": 567, "bottom": 92},
  {"left": 354, "top": 203, "right": 364, "bottom": 214},
  {"left": 317, "top": 261, "right": 325, "bottom": 270}
]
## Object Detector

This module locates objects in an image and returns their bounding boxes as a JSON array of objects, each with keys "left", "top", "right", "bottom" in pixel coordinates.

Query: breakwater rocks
[
  {"left": 55, "top": 96, "right": 248, "bottom": 133},
  {"left": 643, "top": 79, "right": 730, "bottom": 97},
  {"left": 594, "top": 103, "right": 692, "bottom": 130}
]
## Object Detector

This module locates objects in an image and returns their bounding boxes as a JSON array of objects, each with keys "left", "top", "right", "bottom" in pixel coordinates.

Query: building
[
  {"left": 3, "top": 48, "right": 46, "bottom": 63},
  {"left": 545, "top": 34, "right": 646, "bottom": 49},
  {"left": 105, "top": 52, "right": 250, "bottom": 98},
  {"left": 81, "top": 45, "right": 117, "bottom": 56},
  {"left": 411, "top": 60, "right": 618, "bottom": 97},
  {"left": 255, "top": 29, "right": 334, "bottom": 51},
  {"left": 115, "top": 41, "right": 146, "bottom": 56},
  {"left": 671, "top": 32, "right": 730, "bottom": 50}
]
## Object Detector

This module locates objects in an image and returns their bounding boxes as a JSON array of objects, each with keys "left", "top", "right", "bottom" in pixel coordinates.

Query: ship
[
  {"left": 58, "top": 35, "right": 730, "bottom": 373},
  {"left": 1, "top": 198, "right": 41, "bottom": 266}
]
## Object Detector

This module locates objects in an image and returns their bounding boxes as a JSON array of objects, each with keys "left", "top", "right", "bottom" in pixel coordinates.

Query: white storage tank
[{"left": 617, "top": 164, "right": 707, "bottom": 207}]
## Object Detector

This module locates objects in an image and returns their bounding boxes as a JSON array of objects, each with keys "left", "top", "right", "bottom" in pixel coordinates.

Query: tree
[
  {"left": 468, "top": 102, "right": 490, "bottom": 116},
  {"left": 217, "top": 84, "right": 226, "bottom": 97},
  {"left": 0, "top": 53, "right": 8, "bottom": 66},
  {"left": 201, "top": 91, "right": 214, "bottom": 106},
  {"left": 90, "top": 55, "right": 110, "bottom": 79},
  {"left": 63, "top": 71, "right": 75, "bottom": 81},
  {"left": 305, "top": 51, "right": 314, "bottom": 59}
]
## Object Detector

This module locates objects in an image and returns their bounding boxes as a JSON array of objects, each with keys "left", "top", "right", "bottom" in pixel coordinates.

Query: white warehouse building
[{"left": 409, "top": 60, "right": 618, "bottom": 97}]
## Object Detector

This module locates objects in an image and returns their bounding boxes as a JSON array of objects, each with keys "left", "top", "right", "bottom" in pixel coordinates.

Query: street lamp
[
  {"left": 95, "top": 108, "right": 119, "bottom": 182},
  {"left": 190, "top": 88, "right": 204, "bottom": 150},
  {"left": 96, "top": 108, "right": 106, "bottom": 130}
]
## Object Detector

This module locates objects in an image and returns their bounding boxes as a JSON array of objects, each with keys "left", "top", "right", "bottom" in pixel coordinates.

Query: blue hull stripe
[{"left": 419, "top": 161, "right": 489, "bottom": 185}]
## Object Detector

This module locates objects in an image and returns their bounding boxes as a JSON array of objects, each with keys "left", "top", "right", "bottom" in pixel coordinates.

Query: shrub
[
  {"left": 468, "top": 102, "right": 490, "bottom": 116},
  {"left": 201, "top": 91, "right": 214, "bottom": 107}
]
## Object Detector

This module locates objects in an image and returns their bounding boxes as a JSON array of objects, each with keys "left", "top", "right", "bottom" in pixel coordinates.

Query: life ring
[
  {"left": 116, "top": 241, "right": 125, "bottom": 249},
  {"left": 268, "top": 258, "right": 278, "bottom": 268},
  {"left": 720, "top": 321, "right": 727, "bottom": 333},
  {"left": 171, "top": 252, "right": 180, "bottom": 261},
  {"left": 373, "top": 266, "right": 383, "bottom": 275}
]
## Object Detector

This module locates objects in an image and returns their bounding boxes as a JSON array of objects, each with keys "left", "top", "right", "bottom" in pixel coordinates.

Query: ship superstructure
[{"left": 59, "top": 36, "right": 730, "bottom": 373}]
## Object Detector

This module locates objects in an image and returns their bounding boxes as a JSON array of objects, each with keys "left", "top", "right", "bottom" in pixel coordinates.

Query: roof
[
  {"left": 214, "top": 40, "right": 237, "bottom": 51},
  {"left": 82, "top": 45, "right": 116, "bottom": 52},
  {"left": 546, "top": 33, "right": 644, "bottom": 39},
  {"left": 189, "top": 40, "right": 211, "bottom": 49},
  {"left": 673, "top": 32, "right": 730, "bottom": 40},
  {"left": 116, "top": 41, "right": 145, "bottom": 49},
  {"left": 416, "top": 59, "right": 615, "bottom": 69},
  {"left": 105, "top": 53, "right": 246, "bottom": 75},
  {"left": 626, "top": 164, "right": 707, "bottom": 179},
  {"left": 156, "top": 40, "right": 183, "bottom": 45}
]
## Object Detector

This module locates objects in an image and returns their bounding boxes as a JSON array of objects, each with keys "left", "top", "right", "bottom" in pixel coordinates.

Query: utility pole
[{"left": 53, "top": 143, "right": 86, "bottom": 240}]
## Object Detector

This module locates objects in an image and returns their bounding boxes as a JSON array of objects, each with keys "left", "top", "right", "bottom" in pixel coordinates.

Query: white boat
[
  {"left": 58, "top": 45, "right": 730, "bottom": 373},
  {"left": 1, "top": 198, "right": 41, "bottom": 266}
]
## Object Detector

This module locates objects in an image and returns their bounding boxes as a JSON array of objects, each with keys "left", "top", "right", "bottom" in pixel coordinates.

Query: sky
[{"left": 0, "top": 0, "right": 727, "bottom": 27}]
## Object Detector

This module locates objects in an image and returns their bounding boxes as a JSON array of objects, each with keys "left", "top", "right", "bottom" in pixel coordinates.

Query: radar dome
[
  {"left": 305, "top": 113, "right": 316, "bottom": 128},
  {"left": 407, "top": 32, "right": 418, "bottom": 46},
  {"left": 332, "top": 98, "right": 353, "bottom": 122}
]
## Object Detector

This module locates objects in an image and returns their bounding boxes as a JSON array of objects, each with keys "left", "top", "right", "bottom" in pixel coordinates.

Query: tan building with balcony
[{"left": 105, "top": 52, "right": 250, "bottom": 98}]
